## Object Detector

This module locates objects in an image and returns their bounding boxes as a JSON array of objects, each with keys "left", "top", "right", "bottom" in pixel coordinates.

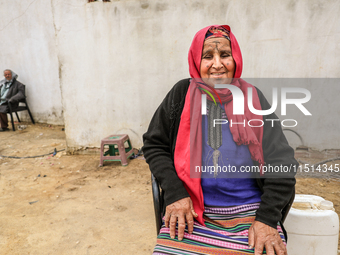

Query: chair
[
  {"left": 151, "top": 173, "right": 295, "bottom": 235},
  {"left": 8, "top": 97, "right": 35, "bottom": 131},
  {"left": 151, "top": 173, "right": 164, "bottom": 234}
]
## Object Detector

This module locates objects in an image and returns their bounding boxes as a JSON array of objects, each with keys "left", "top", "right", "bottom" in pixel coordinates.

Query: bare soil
[{"left": 0, "top": 123, "right": 339, "bottom": 254}]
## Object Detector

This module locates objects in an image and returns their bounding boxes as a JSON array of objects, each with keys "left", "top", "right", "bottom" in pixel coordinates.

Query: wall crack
[
  {"left": 0, "top": 0, "right": 38, "bottom": 31},
  {"left": 50, "top": 0, "right": 65, "bottom": 128}
]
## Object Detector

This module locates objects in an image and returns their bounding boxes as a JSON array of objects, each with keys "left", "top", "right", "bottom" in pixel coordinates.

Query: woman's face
[{"left": 200, "top": 37, "right": 235, "bottom": 87}]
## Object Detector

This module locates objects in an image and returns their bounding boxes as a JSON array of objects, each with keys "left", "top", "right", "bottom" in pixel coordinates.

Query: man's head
[{"left": 4, "top": 70, "right": 12, "bottom": 81}]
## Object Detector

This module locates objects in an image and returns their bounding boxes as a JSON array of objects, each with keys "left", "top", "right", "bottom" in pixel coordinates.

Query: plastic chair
[
  {"left": 8, "top": 97, "right": 35, "bottom": 131},
  {"left": 151, "top": 173, "right": 164, "bottom": 234},
  {"left": 151, "top": 173, "right": 295, "bottom": 235}
]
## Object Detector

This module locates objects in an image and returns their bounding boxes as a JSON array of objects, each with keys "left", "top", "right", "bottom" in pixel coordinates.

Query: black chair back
[{"left": 8, "top": 95, "right": 35, "bottom": 131}]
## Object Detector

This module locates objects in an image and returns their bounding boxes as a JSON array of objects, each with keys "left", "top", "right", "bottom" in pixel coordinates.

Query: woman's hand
[
  {"left": 248, "top": 220, "right": 287, "bottom": 255},
  {"left": 164, "top": 197, "right": 198, "bottom": 241}
]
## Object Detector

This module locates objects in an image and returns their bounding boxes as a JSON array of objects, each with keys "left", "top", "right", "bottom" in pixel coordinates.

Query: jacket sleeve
[
  {"left": 9, "top": 81, "right": 25, "bottom": 104},
  {"left": 142, "top": 80, "right": 190, "bottom": 207},
  {"left": 254, "top": 87, "right": 298, "bottom": 229}
]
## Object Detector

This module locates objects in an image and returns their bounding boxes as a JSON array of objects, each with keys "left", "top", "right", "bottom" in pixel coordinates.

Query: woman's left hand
[{"left": 248, "top": 220, "right": 287, "bottom": 255}]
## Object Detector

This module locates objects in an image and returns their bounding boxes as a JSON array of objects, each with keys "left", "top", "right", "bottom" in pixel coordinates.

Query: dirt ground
[{"left": 0, "top": 123, "right": 339, "bottom": 255}]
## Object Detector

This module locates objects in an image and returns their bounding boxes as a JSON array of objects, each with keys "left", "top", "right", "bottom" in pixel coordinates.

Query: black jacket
[
  {"left": 0, "top": 78, "right": 25, "bottom": 113},
  {"left": 143, "top": 78, "right": 298, "bottom": 229}
]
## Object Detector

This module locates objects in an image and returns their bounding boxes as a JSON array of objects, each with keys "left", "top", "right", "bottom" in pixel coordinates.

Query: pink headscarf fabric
[{"left": 174, "top": 25, "right": 264, "bottom": 225}]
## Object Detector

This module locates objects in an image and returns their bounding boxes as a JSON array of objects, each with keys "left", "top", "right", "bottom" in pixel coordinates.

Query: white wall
[
  {"left": 1, "top": 0, "right": 339, "bottom": 150},
  {"left": 0, "top": 0, "right": 63, "bottom": 124},
  {"left": 245, "top": 78, "right": 340, "bottom": 150}
]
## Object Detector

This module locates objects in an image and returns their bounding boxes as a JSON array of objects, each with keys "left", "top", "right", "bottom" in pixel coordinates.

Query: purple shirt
[{"left": 201, "top": 105, "right": 262, "bottom": 207}]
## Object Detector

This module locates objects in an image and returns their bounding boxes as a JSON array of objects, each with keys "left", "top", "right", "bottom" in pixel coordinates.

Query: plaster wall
[
  {"left": 53, "top": 0, "right": 338, "bottom": 150},
  {"left": 0, "top": 0, "right": 63, "bottom": 124},
  {"left": 245, "top": 78, "right": 340, "bottom": 150},
  {"left": 1, "top": 0, "right": 339, "bottom": 150}
]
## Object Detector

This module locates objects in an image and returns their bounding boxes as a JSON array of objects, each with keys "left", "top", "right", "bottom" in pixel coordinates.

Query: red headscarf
[{"left": 174, "top": 25, "right": 264, "bottom": 225}]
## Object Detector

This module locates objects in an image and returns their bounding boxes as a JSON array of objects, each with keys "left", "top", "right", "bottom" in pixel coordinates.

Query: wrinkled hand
[
  {"left": 164, "top": 197, "right": 198, "bottom": 241},
  {"left": 248, "top": 220, "right": 287, "bottom": 255}
]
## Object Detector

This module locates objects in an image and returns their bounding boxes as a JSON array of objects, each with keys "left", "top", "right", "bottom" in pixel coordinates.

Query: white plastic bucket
[{"left": 285, "top": 194, "right": 339, "bottom": 255}]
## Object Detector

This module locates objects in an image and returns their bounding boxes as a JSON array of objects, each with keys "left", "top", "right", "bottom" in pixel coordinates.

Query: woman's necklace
[{"left": 207, "top": 101, "right": 223, "bottom": 178}]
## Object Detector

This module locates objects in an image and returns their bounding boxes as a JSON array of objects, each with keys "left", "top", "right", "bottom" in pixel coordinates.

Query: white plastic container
[{"left": 284, "top": 194, "right": 339, "bottom": 255}]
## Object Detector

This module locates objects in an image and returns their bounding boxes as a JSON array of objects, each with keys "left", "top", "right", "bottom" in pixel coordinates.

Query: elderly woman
[{"left": 143, "top": 25, "right": 297, "bottom": 255}]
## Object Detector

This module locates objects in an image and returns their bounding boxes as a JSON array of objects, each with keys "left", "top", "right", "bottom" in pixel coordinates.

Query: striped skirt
[{"left": 153, "top": 203, "right": 286, "bottom": 255}]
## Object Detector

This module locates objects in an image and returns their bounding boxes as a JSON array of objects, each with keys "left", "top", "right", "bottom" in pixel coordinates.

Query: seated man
[{"left": 0, "top": 70, "right": 25, "bottom": 131}]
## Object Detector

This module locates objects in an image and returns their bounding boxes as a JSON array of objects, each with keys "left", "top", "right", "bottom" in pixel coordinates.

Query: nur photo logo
[{"left": 200, "top": 84, "right": 312, "bottom": 128}]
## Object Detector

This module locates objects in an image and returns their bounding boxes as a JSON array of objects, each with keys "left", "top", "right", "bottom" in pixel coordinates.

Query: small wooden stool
[{"left": 99, "top": 134, "right": 134, "bottom": 166}]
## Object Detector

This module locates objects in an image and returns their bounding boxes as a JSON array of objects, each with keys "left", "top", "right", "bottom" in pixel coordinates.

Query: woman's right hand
[{"left": 164, "top": 197, "right": 198, "bottom": 241}]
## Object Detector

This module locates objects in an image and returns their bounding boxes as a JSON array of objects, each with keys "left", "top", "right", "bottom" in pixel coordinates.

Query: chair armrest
[
  {"left": 281, "top": 190, "right": 295, "bottom": 223},
  {"left": 151, "top": 173, "right": 163, "bottom": 235}
]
